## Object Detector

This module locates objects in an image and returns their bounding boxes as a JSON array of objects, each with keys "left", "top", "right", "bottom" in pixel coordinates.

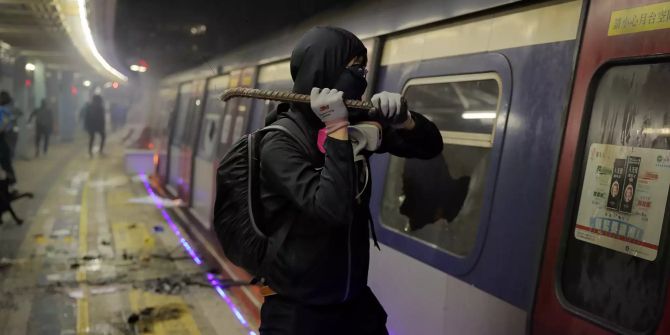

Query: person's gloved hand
[
  {"left": 310, "top": 87, "right": 349, "bottom": 133},
  {"left": 371, "top": 91, "right": 414, "bottom": 129}
]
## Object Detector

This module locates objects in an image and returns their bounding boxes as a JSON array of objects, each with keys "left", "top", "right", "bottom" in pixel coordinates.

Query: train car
[{"left": 145, "top": 0, "right": 670, "bottom": 333}]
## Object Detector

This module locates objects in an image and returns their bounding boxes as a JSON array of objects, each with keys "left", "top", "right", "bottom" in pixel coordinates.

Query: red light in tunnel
[
  {"left": 24, "top": 79, "right": 31, "bottom": 87},
  {"left": 112, "top": 81, "right": 119, "bottom": 89},
  {"left": 70, "top": 86, "right": 78, "bottom": 96}
]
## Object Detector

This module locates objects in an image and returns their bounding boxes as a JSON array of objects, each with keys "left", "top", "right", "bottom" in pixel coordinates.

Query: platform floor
[{"left": 0, "top": 134, "right": 256, "bottom": 335}]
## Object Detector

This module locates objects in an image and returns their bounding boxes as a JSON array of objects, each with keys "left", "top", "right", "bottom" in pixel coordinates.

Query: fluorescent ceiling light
[
  {"left": 83, "top": 80, "right": 91, "bottom": 87},
  {"left": 77, "top": 0, "right": 127, "bottom": 82},
  {"left": 25, "top": 63, "right": 36, "bottom": 71},
  {"left": 462, "top": 111, "right": 496, "bottom": 119},
  {"left": 642, "top": 128, "right": 670, "bottom": 135},
  {"left": 130, "top": 64, "right": 147, "bottom": 73}
]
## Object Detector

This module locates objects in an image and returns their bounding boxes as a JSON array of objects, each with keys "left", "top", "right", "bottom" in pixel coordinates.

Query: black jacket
[
  {"left": 259, "top": 103, "right": 442, "bottom": 305},
  {"left": 83, "top": 103, "right": 105, "bottom": 132},
  {"left": 30, "top": 106, "right": 54, "bottom": 133}
]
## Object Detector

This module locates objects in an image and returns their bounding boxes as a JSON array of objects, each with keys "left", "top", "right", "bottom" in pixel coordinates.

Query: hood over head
[
  {"left": 291, "top": 27, "right": 367, "bottom": 125},
  {"left": 290, "top": 26, "right": 367, "bottom": 95}
]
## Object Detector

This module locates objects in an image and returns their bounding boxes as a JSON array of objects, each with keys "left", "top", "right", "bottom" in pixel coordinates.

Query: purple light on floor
[
  {"left": 138, "top": 175, "right": 256, "bottom": 334},
  {"left": 179, "top": 238, "right": 203, "bottom": 265},
  {"left": 139, "top": 175, "right": 203, "bottom": 265},
  {"left": 207, "top": 273, "right": 252, "bottom": 328}
]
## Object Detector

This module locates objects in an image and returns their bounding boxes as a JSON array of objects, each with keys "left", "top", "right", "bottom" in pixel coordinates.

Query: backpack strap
[
  {"left": 270, "top": 117, "right": 321, "bottom": 165},
  {"left": 251, "top": 121, "right": 314, "bottom": 283}
]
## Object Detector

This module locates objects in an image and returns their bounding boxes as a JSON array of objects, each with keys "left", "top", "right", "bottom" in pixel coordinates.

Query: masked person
[{"left": 257, "top": 27, "right": 443, "bottom": 335}]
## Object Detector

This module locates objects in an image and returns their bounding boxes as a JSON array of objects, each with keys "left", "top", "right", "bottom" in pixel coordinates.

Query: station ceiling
[{"left": 0, "top": 0, "right": 84, "bottom": 70}]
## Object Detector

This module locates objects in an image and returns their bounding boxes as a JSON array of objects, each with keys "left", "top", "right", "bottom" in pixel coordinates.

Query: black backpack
[{"left": 212, "top": 118, "right": 311, "bottom": 277}]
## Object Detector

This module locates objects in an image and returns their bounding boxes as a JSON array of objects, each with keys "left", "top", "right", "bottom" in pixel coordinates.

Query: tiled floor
[{"left": 0, "top": 133, "right": 255, "bottom": 335}]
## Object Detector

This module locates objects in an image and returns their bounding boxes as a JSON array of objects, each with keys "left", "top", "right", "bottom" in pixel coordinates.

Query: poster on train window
[{"left": 575, "top": 144, "right": 670, "bottom": 261}]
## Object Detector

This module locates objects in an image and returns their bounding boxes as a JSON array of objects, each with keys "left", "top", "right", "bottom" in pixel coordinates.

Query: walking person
[
  {"left": 83, "top": 95, "right": 106, "bottom": 157},
  {"left": 256, "top": 27, "right": 443, "bottom": 335},
  {"left": 0, "top": 91, "right": 18, "bottom": 184},
  {"left": 28, "top": 98, "right": 54, "bottom": 157}
]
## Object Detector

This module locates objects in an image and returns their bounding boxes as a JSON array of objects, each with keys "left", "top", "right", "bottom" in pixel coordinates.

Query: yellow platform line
[{"left": 76, "top": 163, "right": 96, "bottom": 334}]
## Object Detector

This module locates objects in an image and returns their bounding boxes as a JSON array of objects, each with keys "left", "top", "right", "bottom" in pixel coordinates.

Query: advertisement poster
[{"left": 575, "top": 144, "right": 670, "bottom": 261}]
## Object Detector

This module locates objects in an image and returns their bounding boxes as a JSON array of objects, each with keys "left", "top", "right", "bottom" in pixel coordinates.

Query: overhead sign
[{"left": 609, "top": 1, "right": 670, "bottom": 36}]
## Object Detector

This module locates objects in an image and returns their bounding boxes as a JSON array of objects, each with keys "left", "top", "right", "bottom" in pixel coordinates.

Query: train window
[
  {"left": 380, "top": 73, "right": 501, "bottom": 257},
  {"left": 560, "top": 62, "right": 670, "bottom": 333}
]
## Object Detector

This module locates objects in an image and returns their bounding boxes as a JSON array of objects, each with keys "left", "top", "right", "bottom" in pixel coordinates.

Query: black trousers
[
  {"left": 260, "top": 286, "right": 388, "bottom": 335},
  {"left": 35, "top": 129, "right": 50, "bottom": 156},
  {"left": 0, "top": 133, "right": 16, "bottom": 184},
  {"left": 88, "top": 129, "right": 105, "bottom": 155}
]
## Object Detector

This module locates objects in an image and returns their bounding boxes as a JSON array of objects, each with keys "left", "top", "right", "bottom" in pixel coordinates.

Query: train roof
[{"left": 161, "top": 0, "right": 531, "bottom": 85}]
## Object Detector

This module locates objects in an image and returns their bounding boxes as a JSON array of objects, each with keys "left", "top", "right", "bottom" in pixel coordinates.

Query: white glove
[
  {"left": 371, "top": 91, "right": 412, "bottom": 129},
  {"left": 310, "top": 88, "right": 349, "bottom": 133}
]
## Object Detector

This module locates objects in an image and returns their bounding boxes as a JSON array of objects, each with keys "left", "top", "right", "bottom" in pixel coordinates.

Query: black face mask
[
  {"left": 334, "top": 65, "right": 369, "bottom": 123},
  {"left": 334, "top": 65, "right": 367, "bottom": 100}
]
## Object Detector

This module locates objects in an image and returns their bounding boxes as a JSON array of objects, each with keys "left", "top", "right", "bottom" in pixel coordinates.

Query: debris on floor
[
  {"left": 127, "top": 302, "right": 189, "bottom": 332},
  {"left": 51, "top": 229, "right": 71, "bottom": 238}
]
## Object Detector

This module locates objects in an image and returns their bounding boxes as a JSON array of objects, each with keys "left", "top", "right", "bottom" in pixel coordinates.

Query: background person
[
  {"left": 0, "top": 91, "right": 18, "bottom": 184},
  {"left": 28, "top": 98, "right": 54, "bottom": 157},
  {"left": 83, "top": 95, "right": 106, "bottom": 157}
]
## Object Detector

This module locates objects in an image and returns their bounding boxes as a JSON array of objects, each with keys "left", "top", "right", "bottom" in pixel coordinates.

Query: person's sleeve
[
  {"left": 260, "top": 132, "right": 355, "bottom": 226},
  {"left": 376, "top": 111, "right": 443, "bottom": 159}
]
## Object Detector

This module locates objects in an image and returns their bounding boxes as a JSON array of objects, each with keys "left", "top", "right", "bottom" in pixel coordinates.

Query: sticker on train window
[{"left": 574, "top": 144, "right": 670, "bottom": 261}]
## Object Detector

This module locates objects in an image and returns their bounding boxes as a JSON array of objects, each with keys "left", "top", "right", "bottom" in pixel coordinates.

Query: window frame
[
  {"left": 380, "top": 73, "right": 501, "bottom": 256},
  {"left": 371, "top": 52, "right": 512, "bottom": 276},
  {"left": 401, "top": 73, "right": 502, "bottom": 148},
  {"left": 555, "top": 55, "right": 670, "bottom": 335}
]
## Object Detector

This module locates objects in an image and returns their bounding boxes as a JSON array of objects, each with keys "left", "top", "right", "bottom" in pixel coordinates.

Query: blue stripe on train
[{"left": 369, "top": 40, "right": 578, "bottom": 310}]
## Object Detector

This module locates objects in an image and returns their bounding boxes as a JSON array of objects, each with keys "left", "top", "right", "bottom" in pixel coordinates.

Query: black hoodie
[{"left": 259, "top": 27, "right": 443, "bottom": 305}]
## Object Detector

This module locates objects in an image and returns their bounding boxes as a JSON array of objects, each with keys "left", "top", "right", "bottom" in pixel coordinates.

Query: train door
[
  {"left": 191, "top": 74, "right": 229, "bottom": 228},
  {"left": 215, "top": 67, "right": 257, "bottom": 159},
  {"left": 532, "top": 1, "right": 670, "bottom": 334},
  {"left": 167, "top": 82, "right": 193, "bottom": 195},
  {"left": 176, "top": 79, "right": 206, "bottom": 205},
  {"left": 154, "top": 86, "right": 178, "bottom": 183}
]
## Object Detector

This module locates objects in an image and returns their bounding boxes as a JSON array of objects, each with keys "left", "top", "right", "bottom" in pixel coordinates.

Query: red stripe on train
[{"left": 574, "top": 224, "right": 658, "bottom": 250}]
